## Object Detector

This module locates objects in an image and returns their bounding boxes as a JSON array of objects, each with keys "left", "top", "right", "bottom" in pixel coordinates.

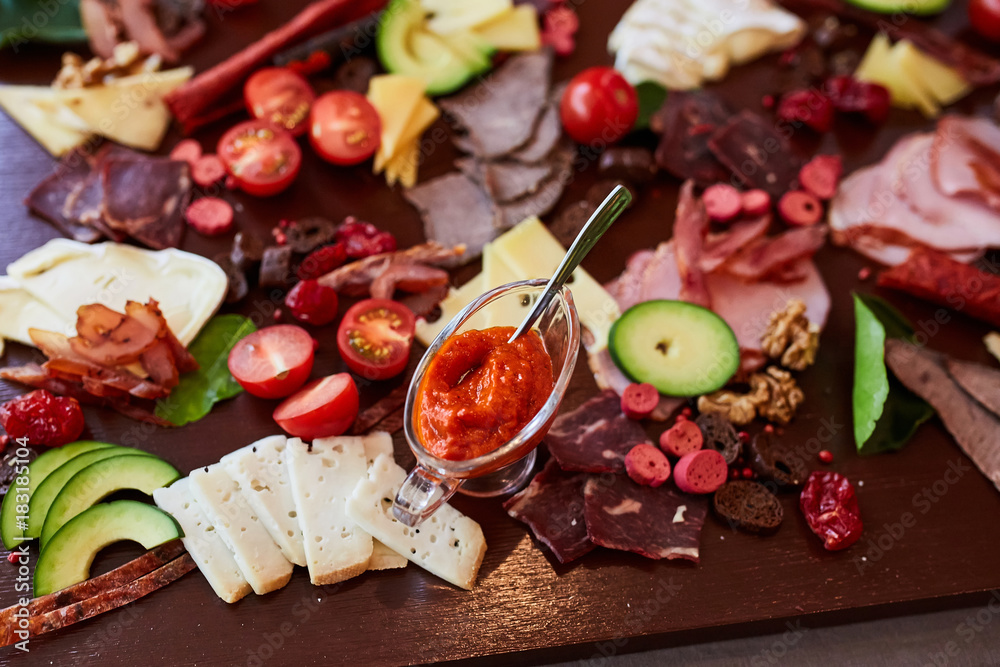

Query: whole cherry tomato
[
  {"left": 559, "top": 66, "right": 638, "bottom": 146},
  {"left": 309, "top": 91, "right": 381, "bottom": 166},
  {"left": 970, "top": 0, "right": 1000, "bottom": 41},
  {"left": 244, "top": 67, "right": 315, "bottom": 137}
]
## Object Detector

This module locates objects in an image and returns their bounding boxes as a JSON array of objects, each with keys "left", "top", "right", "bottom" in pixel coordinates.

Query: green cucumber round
[
  {"left": 608, "top": 300, "right": 739, "bottom": 396},
  {"left": 843, "top": 0, "right": 950, "bottom": 16}
]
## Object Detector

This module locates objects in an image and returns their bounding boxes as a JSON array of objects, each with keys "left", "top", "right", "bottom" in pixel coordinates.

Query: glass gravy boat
[{"left": 392, "top": 279, "right": 580, "bottom": 527}]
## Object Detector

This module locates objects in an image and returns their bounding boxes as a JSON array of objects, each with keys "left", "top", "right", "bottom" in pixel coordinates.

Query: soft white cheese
[
  {"left": 285, "top": 436, "right": 375, "bottom": 585},
  {"left": 188, "top": 464, "right": 293, "bottom": 596},
  {"left": 220, "top": 435, "right": 306, "bottom": 567},
  {"left": 1, "top": 239, "right": 226, "bottom": 348},
  {"left": 153, "top": 478, "right": 253, "bottom": 604},
  {"left": 346, "top": 454, "right": 487, "bottom": 590}
]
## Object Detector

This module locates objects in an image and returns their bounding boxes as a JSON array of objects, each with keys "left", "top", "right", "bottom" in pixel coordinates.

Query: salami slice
[
  {"left": 544, "top": 390, "right": 650, "bottom": 473},
  {"left": 503, "top": 458, "right": 595, "bottom": 564},
  {"left": 583, "top": 475, "right": 708, "bottom": 562}
]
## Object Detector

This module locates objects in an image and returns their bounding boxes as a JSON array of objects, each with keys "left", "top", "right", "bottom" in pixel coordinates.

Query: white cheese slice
[
  {"left": 188, "top": 464, "right": 293, "bottom": 596},
  {"left": 0, "top": 84, "right": 91, "bottom": 156},
  {"left": 357, "top": 432, "right": 409, "bottom": 571},
  {"left": 285, "top": 436, "right": 374, "bottom": 585},
  {"left": 486, "top": 217, "right": 621, "bottom": 350},
  {"left": 220, "top": 435, "right": 306, "bottom": 567},
  {"left": 153, "top": 478, "right": 253, "bottom": 604},
  {"left": 50, "top": 67, "right": 193, "bottom": 151},
  {"left": 5, "top": 239, "right": 227, "bottom": 345},
  {"left": 346, "top": 453, "right": 487, "bottom": 590},
  {"left": 0, "top": 276, "right": 76, "bottom": 346}
]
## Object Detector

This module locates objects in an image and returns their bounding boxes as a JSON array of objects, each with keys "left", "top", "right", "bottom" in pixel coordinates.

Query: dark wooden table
[{"left": 1, "top": 1, "right": 999, "bottom": 665}]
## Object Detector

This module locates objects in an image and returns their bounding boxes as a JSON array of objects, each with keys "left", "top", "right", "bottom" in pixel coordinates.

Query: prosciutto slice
[
  {"left": 583, "top": 475, "right": 708, "bottom": 562},
  {"left": 932, "top": 116, "right": 1000, "bottom": 212},
  {"left": 545, "top": 391, "right": 651, "bottom": 473},
  {"left": 673, "top": 180, "right": 712, "bottom": 307},
  {"left": 720, "top": 225, "right": 827, "bottom": 282},
  {"left": 700, "top": 215, "right": 771, "bottom": 273},
  {"left": 503, "top": 458, "right": 595, "bottom": 564}
]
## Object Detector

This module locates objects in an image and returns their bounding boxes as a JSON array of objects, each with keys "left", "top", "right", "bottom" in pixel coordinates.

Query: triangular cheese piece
[
  {"left": 368, "top": 75, "right": 426, "bottom": 171},
  {"left": 0, "top": 85, "right": 91, "bottom": 156}
]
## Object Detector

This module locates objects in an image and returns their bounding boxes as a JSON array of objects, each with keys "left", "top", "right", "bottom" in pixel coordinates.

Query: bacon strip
[
  {"left": 164, "top": 0, "right": 386, "bottom": 128},
  {"left": 877, "top": 248, "right": 1000, "bottom": 328},
  {"left": 778, "top": 0, "right": 1000, "bottom": 85},
  {"left": 673, "top": 180, "right": 712, "bottom": 308},
  {"left": 318, "top": 242, "right": 465, "bottom": 295}
]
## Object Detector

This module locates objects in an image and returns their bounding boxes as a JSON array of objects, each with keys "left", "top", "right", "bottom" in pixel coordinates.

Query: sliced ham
[
  {"left": 503, "top": 457, "right": 595, "bottom": 564},
  {"left": 933, "top": 116, "right": 1000, "bottom": 212},
  {"left": 583, "top": 475, "right": 708, "bottom": 562},
  {"left": 673, "top": 180, "right": 711, "bottom": 308},
  {"left": 699, "top": 215, "right": 771, "bottom": 273},
  {"left": 720, "top": 225, "right": 827, "bottom": 282}
]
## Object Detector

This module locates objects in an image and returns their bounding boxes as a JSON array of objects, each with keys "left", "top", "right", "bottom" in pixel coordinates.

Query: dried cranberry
[
  {"left": 818, "top": 450, "right": 834, "bottom": 464},
  {"left": 800, "top": 471, "right": 863, "bottom": 551},
  {"left": 824, "top": 75, "right": 890, "bottom": 125},
  {"left": 7, "top": 552, "right": 19, "bottom": 564},
  {"left": 0, "top": 390, "right": 85, "bottom": 447},
  {"left": 335, "top": 218, "right": 397, "bottom": 259},
  {"left": 297, "top": 243, "right": 347, "bottom": 281},
  {"left": 284, "top": 280, "right": 339, "bottom": 326},
  {"left": 542, "top": 7, "right": 579, "bottom": 56},
  {"left": 776, "top": 90, "right": 834, "bottom": 133}
]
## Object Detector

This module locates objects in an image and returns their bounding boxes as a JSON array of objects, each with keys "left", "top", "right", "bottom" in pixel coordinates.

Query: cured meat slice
[
  {"left": 503, "top": 457, "right": 595, "bottom": 563},
  {"left": 484, "top": 161, "right": 555, "bottom": 203},
  {"left": 24, "top": 150, "right": 102, "bottom": 243},
  {"left": 946, "top": 358, "right": 1000, "bottom": 419},
  {"left": 545, "top": 390, "right": 651, "bottom": 473},
  {"left": 369, "top": 262, "right": 449, "bottom": 300},
  {"left": 885, "top": 340, "right": 1000, "bottom": 493},
  {"left": 403, "top": 173, "right": 498, "bottom": 264},
  {"left": 699, "top": 215, "right": 771, "bottom": 273},
  {"left": 101, "top": 157, "right": 191, "bottom": 249},
  {"left": 708, "top": 111, "right": 802, "bottom": 196},
  {"left": 318, "top": 242, "right": 464, "bottom": 294},
  {"left": 673, "top": 180, "right": 711, "bottom": 307},
  {"left": 933, "top": 116, "right": 1000, "bottom": 212},
  {"left": 510, "top": 101, "right": 562, "bottom": 163},
  {"left": 877, "top": 248, "right": 1000, "bottom": 329},
  {"left": 651, "top": 90, "right": 732, "bottom": 186},
  {"left": 720, "top": 225, "right": 827, "bottom": 281},
  {"left": 586, "top": 348, "right": 686, "bottom": 422},
  {"left": 583, "top": 475, "right": 708, "bottom": 562},
  {"left": 439, "top": 50, "right": 553, "bottom": 159},
  {"left": 496, "top": 146, "right": 574, "bottom": 230}
]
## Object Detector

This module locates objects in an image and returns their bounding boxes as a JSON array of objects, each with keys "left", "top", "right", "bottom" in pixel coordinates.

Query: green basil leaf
[
  {"left": 633, "top": 81, "right": 668, "bottom": 131},
  {"left": 852, "top": 293, "right": 934, "bottom": 455},
  {"left": 0, "top": 0, "right": 86, "bottom": 49},
  {"left": 155, "top": 315, "right": 257, "bottom": 427}
]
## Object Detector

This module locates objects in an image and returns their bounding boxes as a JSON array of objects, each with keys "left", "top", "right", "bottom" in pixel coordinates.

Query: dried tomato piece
[
  {"left": 0, "top": 390, "right": 85, "bottom": 447},
  {"left": 799, "top": 471, "right": 863, "bottom": 551}
]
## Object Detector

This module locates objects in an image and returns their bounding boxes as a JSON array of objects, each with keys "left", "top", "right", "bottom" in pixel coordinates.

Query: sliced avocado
[
  {"left": 439, "top": 28, "right": 496, "bottom": 73},
  {"left": 1, "top": 441, "right": 117, "bottom": 549},
  {"left": 34, "top": 500, "right": 182, "bottom": 597},
  {"left": 377, "top": 0, "right": 483, "bottom": 95},
  {"left": 40, "top": 455, "right": 181, "bottom": 546},
  {"left": 843, "top": 0, "right": 949, "bottom": 15},
  {"left": 27, "top": 448, "right": 155, "bottom": 539},
  {"left": 609, "top": 300, "right": 740, "bottom": 396}
]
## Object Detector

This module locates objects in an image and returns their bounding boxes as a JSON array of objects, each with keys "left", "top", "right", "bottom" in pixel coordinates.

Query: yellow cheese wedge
[
  {"left": 384, "top": 138, "right": 420, "bottom": 188},
  {"left": 896, "top": 39, "right": 970, "bottom": 107},
  {"left": 471, "top": 5, "right": 541, "bottom": 51},
  {"left": 52, "top": 67, "right": 193, "bottom": 151},
  {"left": 374, "top": 97, "right": 439, "bottom": 173},
  {"left": 0, "top": 85, "right": 91, "bottom": 156},
  {"left": 424, "top": 0, "right": 513, "bottom": 34},
  {"left": 368, "top": 75, "right": 426, "bottom": 170}
]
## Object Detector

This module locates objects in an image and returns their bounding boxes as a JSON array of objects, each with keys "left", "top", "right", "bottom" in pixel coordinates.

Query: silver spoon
[{"left": 509, "top": 184, "right": 633, "bottom": 342}]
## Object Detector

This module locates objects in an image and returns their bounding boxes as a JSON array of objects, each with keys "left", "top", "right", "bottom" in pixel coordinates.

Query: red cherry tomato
[
  {"left": 273, "top": 373, "right": 360, "bottom": 439},
  {"left": 559, "top": 66, "right": 638, "bottom": 146},
  {"left": 309, "top": 91, "right": 381, "bottom": 165},
  {"left": 970, "top": 0, "right": 1000, "bottom": 40},
  {"left": 244, "top": 67, "right": 315, "bottom": 137},
  {"left": 227, "top": 325, "right": 315, "bottom": 399},
  {"left": 336, "top": 299, "right": 415, "bottom": 381},
  {"left": 217, "top": 119, "right": 302, "bottom": 197}
]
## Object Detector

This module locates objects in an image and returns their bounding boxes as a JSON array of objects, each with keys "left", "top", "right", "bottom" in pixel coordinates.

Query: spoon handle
[{"left": 509, "top": 184, "right": 632, "bottom": 343}]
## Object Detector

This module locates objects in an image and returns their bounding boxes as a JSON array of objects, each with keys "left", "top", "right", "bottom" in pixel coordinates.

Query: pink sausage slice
[
  {"left": 625, "top": 444, "right": 671, "bottom": 487},
  {"left": 673, "top": 449, "right": 727, "bottom": 494},
  {"left": 659, "top": 419, "right": 703, "bottom": 458}
]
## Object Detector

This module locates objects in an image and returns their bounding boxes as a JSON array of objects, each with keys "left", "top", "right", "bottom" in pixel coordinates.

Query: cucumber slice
[
  {"left": 609, "top": 300, "right": 739, "bottom": 396},
  {"left": 843, "top": 0, "right": 949, "bottom": 16}
]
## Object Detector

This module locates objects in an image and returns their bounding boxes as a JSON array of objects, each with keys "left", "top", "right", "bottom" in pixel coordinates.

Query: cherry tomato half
[
  {"left": 559, "top": 66, "right": 638, "bottom": 146},
  {"left": 227, "top": 325, "right": 315, "bottom": 399},
  {"left": 273, "top": 373, "right": 360, "bottom": 439},
  {"left": 244, "top": 67, "right": 316, "bottom": 137},
  {"left": 970, "top": 0, "right": 1000, "bottom": 41},
  {"left": 217, "top": 119, "right": 302, "bottom": 197},
  {"left": 309, "top": 91, "right": 381, "bottom": 166},
  {"left": 336, "top": 299, "right": 415, "bottom": 381}
]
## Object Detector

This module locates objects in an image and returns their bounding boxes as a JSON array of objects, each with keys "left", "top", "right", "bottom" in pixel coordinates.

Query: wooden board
[{"left": 0, "top": 1, "right": 999, "bottom": 664}]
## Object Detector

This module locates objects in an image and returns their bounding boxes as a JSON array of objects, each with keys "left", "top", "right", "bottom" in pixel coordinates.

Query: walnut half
[
  {"left": 697, "top": 367, "right": 804, "bottom": 426},
  {"left": 761, "top": 299, "right": 820, "bottom": 371}
]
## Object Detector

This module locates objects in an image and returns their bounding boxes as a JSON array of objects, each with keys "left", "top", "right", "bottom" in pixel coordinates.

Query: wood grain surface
[{"left": 0, "top": 1, "right": 999, "bottom": 665}]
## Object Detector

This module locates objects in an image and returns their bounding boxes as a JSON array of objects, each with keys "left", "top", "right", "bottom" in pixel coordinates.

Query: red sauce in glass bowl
[{"left": 415, "top": 326, "right": 554, "bottom": 461}]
